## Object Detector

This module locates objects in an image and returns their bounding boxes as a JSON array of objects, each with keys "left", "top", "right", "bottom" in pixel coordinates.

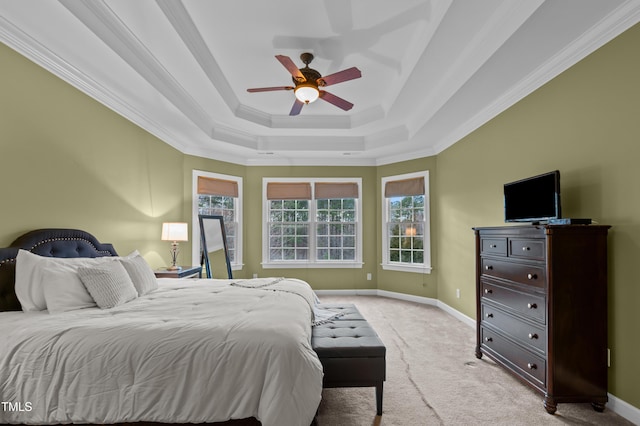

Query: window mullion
[
  {"left": 309, "top": 197, "right": 317, "bottom": 263},
  {"left": 263, "top": 177, "right": 362, "bottom": 268}
]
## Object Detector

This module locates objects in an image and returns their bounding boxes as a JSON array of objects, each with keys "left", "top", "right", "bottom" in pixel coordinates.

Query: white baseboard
[
  {"left": 376, "top": 289, "right": 438, "bottom": 306},
  {"left": 607, "top": 393, "right": 640, "bottom": 425},
  {"left": 314, "top": 288, "right": 640, "bottom": 424},
  {"left": 315, "top": 289, "right": 378, "bottom": 297},
  {"left": 436, "top": 299, "right": 476, "bottom": 328}
]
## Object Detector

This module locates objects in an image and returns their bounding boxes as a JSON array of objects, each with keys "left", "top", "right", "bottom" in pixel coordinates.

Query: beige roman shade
[
  {"left": 266, "top": 182, "right": 312, "bottom": 200},
  {"left": 315, "top": 182, "right": 359, "bottom": 199},
  {"left": 384, "top": 177, "right": 425, "bottom": 197},
  {"left": 197, "top": 176, "right": 238, "bottom": 197}
]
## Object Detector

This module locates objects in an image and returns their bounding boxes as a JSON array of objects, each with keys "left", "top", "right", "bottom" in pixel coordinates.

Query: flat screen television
[{"left": 504, "top": 170, "right": 561, "bottom": 223}]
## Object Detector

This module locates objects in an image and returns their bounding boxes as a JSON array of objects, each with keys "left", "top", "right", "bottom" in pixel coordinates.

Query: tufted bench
[{"left": 312, "top": 304, "right": 386, "bottom": 415}]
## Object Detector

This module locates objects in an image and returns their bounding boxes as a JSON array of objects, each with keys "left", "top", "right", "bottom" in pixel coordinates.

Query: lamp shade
[
  {"left": 161, "top": 222, "right": 188, "bottom": 241},
  {"left": 294, "top": 84, "right": 319, "bottom": 104}
]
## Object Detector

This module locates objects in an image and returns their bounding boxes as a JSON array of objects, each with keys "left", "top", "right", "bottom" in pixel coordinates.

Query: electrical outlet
[
  {"left": 456, "top": 288, "right": 461, "bottom": 299},
  {"left": 366, "top": 273, "right": 372, "bottom": 281}
]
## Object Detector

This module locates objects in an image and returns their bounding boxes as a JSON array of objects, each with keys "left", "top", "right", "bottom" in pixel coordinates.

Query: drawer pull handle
[
  {"left": 485, "top": 313, "right": 493, "bottom": 318},
  {"left": 490, "top": 244, "right": 497, "bottom": 248},
  {"left": 485, "top": 265, "right": 493, "bottom": 270},
  {"left": 484, "top": 289, "right": 493, "bottom": 294},
  {"left": 527, "top": 303, "right": 537, "bottom": 309},
  {"left": 528, "top": 333, "right": 538, "bottom": 340},
  {"left": 485, "top": 337, "right": 493, "bottom": 342},
  {"left": 527, "top": 273, "right": 537, "bottom": 280},
  {"left": 527, "top": 363, "right": 537, "bottom": 370},
  {"left": 523, "top": 246, "right": 530, "bottom": 251}
]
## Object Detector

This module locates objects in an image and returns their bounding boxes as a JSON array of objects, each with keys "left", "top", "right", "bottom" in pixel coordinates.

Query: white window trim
[
  {"left": 262, "top": 177, "right": 363, "bottom": 269},
  {"left": 192, "top": 170, "right": 243, "bottom": 270},
  {"left": 381, "top": 171, "right": 432, "bottom": 274}
]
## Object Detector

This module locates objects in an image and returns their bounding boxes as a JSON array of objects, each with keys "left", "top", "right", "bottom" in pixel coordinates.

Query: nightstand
[{"left": 154, "top": 265, "right": 202, "bottom": 279}]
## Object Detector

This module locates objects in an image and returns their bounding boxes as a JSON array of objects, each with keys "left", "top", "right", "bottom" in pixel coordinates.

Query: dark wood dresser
[{"left": 473, "top": 225, "right": 610, "bottom": 414}]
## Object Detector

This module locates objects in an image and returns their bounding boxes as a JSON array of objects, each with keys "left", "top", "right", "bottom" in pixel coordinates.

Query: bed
[{"left": 0, "top": 229, "right": 324, "bottom": 426}]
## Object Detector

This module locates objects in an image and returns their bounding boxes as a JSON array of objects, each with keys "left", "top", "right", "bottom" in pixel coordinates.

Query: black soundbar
[{"left": 548, "top": 218, "right": 592, "bottom": 225}]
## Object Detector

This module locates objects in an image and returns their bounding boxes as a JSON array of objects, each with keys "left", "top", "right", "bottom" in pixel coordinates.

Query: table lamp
[{"left": 161, "top": 222, "right": 188, "bottom": 270}]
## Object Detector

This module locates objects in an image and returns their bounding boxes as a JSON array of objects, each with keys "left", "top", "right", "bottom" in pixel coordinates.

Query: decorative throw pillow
[
  {"left": 78, "top": 261, "right": 138, "bottom": 309},
  {"left": 120, "top": 250, "right": 158, "bottom": 296}
]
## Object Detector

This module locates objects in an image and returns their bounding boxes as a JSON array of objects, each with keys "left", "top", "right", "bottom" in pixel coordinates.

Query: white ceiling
[{"left": 1, "top": 0, "right": 639, "bottom": 166}]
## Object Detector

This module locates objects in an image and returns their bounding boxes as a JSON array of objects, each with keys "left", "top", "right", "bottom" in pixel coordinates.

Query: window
[
  {"left": 192, "top": 170, "right": 242, "bottom": 269},
  {"left": 262, "top": 178, "right": 362, "bottom": 268},
  {"left": 381, "top": 171, "right": 431, "bottom": 273},
  {"left": 316, "top": 197, "right": 357, "bottom": 261}
]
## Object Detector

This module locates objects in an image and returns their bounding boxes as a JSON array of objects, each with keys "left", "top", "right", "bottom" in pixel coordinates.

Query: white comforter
[{"left": 0, "top": 278, "right": 323, "bottom": 425}]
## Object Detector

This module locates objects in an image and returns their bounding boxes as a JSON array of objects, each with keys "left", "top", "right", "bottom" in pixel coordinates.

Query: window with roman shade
[
  {"left": 192, "top": 171, "right": 243, "bottom": 269},
  {"left": 263, "top": 178, "right": 362, "bottom": 268},
  {"left": 381, "top": 171, "right": 431, "bottom": 273}
]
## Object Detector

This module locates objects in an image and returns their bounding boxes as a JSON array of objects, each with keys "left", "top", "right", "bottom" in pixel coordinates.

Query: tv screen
[{"left": 504, "top": 170, "right": 561, "bottom": 223}]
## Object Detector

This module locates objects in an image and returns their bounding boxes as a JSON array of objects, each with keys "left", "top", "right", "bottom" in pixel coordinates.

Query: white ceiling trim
[
  {"left": 404, "top": 0, "right": 545, "bottom": 139},
  {"left": 2, "top": 1, "right": 639, "bottom": 167},
  {"left": 422, "top": 0, "right": 640, "bottom": 160},
  {"left": 156, "top": 0, "right": 385, "bottom": 131},
  {"left": 0, "top": 13, "right": 192, "bottom": 153},
  {"left": 59, "top": 0, "right": 214, "bottom": 135},
  {"left": 156, "top": 0, "right": 240, "bottom": 114}
]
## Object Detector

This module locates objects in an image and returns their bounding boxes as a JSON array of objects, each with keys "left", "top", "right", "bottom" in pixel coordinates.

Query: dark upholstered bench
[{"left": 312, "top": 304, "right": 386, "bottom": 415}]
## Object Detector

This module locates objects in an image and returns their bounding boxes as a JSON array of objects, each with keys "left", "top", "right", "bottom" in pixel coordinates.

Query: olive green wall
[
  {"left": 0, "top": 42, "right": 184, "bottom": 268},
  {"left": 181, "top": 154, "right": 246, "bottom": 273},
  {"left": 436, "top": 23, "right": 640, "bottom": 408},
  {"left": 377, "top": 156, "right": 438, "bottom": 298},
  {"left": 241, "top": 165, "right": 378, "bottom": 289},
  {"left": 2, "top": 19, "right": 639, "bottom": 411}
]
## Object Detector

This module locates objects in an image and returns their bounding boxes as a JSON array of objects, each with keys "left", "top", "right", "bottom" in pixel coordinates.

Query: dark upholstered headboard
[{"left": 0, "top": 229, "right": 118, "bottom": 312}]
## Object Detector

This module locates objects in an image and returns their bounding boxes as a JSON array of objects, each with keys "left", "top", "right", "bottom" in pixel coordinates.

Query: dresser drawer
[
  {"left": 481, "top": 281, "right": 546, "bottom": 323},
  {"left": 481, "top": 237, "right": 507, "bottom": 256},
  {"left": 481, "top": 327, "right": 546, "bottom": 388},
  {"left": 482, "top": 304, "right": 546, "bottom": 354},
  {"left": 509, "top": 238, "right": 545, "bottom": 260},
  {"left": 481, "top": 258, "right": 546, "bottom": 288}
]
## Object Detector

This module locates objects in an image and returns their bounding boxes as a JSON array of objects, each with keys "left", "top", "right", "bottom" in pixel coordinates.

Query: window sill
[
  {"left": 262, "top": 262, "right": 364, "bottom": 269},
  {"left": 381, "top": 263, "right": 432, "bottom": 274}
]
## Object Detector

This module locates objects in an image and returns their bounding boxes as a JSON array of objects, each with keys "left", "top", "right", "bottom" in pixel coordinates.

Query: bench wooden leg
[{"left": 376, "top": 382, "right": 383, "bottom": 415}]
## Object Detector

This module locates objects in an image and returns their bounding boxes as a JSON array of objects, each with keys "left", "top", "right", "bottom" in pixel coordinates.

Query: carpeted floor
[{"left": 314, "top": 295, "right": 634, "bottom": 426}]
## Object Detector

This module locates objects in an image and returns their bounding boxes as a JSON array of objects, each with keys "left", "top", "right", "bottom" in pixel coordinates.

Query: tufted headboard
[{"left": 0, "top": 229, "right": 118, "bottom": 312}]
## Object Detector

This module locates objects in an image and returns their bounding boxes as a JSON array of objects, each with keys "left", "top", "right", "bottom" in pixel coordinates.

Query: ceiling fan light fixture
[
  {"left": 294, "top": 84, "right": 319, "bottom": 104},
  {"left": 247, "top": 53, "right": 361, "bottom": 114}
]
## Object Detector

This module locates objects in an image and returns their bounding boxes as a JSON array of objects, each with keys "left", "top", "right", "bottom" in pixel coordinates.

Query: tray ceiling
[{"left": 1, "top": 0, "right": 639, "bottom": 165}]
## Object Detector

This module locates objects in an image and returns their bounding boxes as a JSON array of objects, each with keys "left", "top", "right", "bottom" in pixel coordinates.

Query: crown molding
[
  {"left": 0, "top": 14, "right": 192, "bottom": 154},
  {"left": 59, "top": 0, "right": 216, "bottom": 135},
  {"left": 156, "top": 0, "right": 239, "bottom": 112},
  {"left": 417, "top": 0, "right": 640, "bottom": 158},
  {"left": 3, "top": 1, "right": 638, "bottom": 167}
]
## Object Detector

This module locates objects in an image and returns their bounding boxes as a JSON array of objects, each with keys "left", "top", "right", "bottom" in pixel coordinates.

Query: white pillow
[
  {"left": 43, "top": 263, "right": 97, "bottom": 314},
  {"left": 78, "top": 261, "right": 138, "bottom": 309},
  {"left": 15, "top": 249, "right": 49, "bottom": 311},
  {"left": 120, "top": 251, "right": 158, "bottom": 296},
  {"left": 15, "top": 250, "right": 116, "bottom": 312}
]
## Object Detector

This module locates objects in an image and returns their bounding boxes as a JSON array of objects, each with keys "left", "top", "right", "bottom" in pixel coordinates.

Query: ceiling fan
[{"left": 247, "top": 53, "right": 362, "bottom": 116}]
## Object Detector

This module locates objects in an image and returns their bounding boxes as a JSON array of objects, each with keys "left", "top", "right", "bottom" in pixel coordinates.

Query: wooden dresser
[{"left": 473, "top": 225, "right": 610, "bottom": 414}]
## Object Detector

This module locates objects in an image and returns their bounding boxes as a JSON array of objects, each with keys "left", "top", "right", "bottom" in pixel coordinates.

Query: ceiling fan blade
[
  {"left": 275, "top": 55, "right": 306, "bottom": 81},
  {"left": 318, "top": 67, "right": 362, "bottom": 86},
  {"left": 247, "top": 86, "right": 294, "bottom": 93},
  {"left": 319, "top": 90, "right": 354, "bottom": 111},
  {"left": 290, "top": 99, "right": 305, "bottom": 116}
]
